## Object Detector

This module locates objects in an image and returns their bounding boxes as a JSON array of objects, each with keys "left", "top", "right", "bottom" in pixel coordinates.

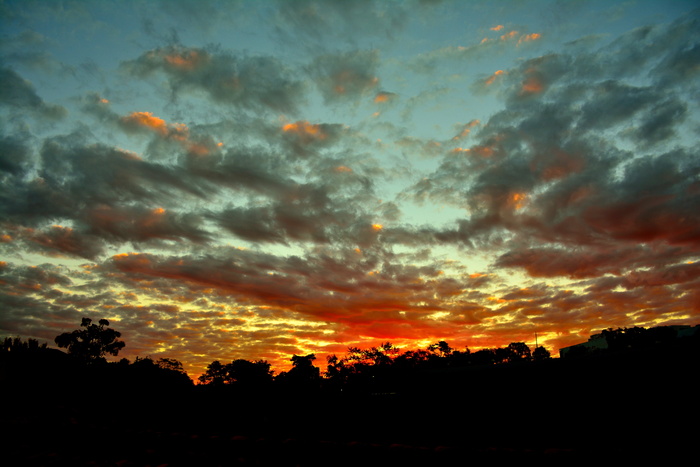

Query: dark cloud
[
  {"left": 81, "top": 205, "right": 210, "bottom": 245},
  {"left": 307, "top": 50, "right": 380, "bottom": 103},
  {"left": 26, "top": 225, "right": 106, "bottom": 260},
  {"left": 279, "top": 120, "right": 346, "bottom": 158},
  {"left": 0, "top": 66, "right": 66, "bottom": 119},
  {"left": 122, "top": 45, "right": 305, "bottom": 114},
  {"left": 0, "top": 134, "right": 30, "bottom": 175}
]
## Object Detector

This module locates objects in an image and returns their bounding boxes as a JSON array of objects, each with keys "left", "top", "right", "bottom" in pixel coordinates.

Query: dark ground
[{"left": 3, "top": 347, "right": 697, "bottom": 466}]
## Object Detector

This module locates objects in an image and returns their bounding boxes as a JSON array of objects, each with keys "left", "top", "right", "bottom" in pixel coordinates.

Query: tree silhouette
[
  {"left": 532, "top": 346, "right": 551, "bottom": 361},
  {"left": 289, "top": 354, "right": 320, "bottom": 379},
  {"left": 227, "top": 359, "right": 273, "bottom": 387},
  {"left": 199, "top": 360, "right": 227, "bottom": 386},
  {"left": 506, "top": 342, "right": 531, "bottom": 362},
  {"left": 276, "top": 354, "right": 321, "bottom": 391},
  {"left": 198, "top": 359, "right": 273, "bottom": 389},
  {"left": 156, "top": 357, "right": 186, "bottom": 373},
  {"left": 2, "top": 336, "right": 48, "bottom": 353},
  {"left": 428, "top": 340, "right": 453, "bottom": 357},
  {"left": 126, "top": 356, "right": 192, "bottom": 390},
  {"left": 54, "top": 317, "right": 125, "bottom": 364}
]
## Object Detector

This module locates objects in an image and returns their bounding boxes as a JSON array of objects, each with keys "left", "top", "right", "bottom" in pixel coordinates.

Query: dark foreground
[{"left": 4, "top": 348, "right": 697, "bottom": 465}]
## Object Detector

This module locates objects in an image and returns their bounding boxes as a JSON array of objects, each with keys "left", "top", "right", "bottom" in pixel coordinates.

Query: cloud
[
  {"left": 0, "top": 134, "right": 30, "bottom": 175},
  {"left": 404, "top": 13, "right": 700, "bottom": 299},
  {"left": 273, "top": 0, "right": 409, "bottom": 46},
  {"left": 0, "top": 66, "right": 67, "bottom": 119},
  {"left": 279, "top": 119, "right": 346, "bottom": 157},
  {"left": 123, "top": 45, "right": 305, "bottom": 113},
  {"left": 308, "top": 50, "right": 380, "bottom": 103},
  {"left": 82, "top": 205, "right": 210, "bottom": 246},
  {"left": 374, "top": 91, "right": 397, "bottom": 104},
  {"left": 0, "top": 31, "right": 58, "bottom": 73},
  {"left": 0, "top": 132, "right": 216, "bottom": 259},
  {"left": 99, "top": 247, "right": 476, "bottom": 339},
  {"left": 26, "top": 225, "right": 106, "bottom": 260}
]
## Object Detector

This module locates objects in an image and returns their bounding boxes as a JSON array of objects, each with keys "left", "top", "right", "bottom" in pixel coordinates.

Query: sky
[{"left": 1, "top": 0, "right": 699, "bottom": 378}]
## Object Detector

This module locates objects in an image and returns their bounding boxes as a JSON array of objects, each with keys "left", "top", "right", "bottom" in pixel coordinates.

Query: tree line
[
  {"left": 3, "top": 317, "right": 555, "bottom": 395},
  {"left": 4, "top": 318, "right": 698, "bottom": 396}
]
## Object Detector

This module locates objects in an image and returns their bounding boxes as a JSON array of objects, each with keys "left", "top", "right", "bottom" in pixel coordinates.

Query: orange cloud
[
  {"left": 111, "top": 252, "right": 157, "bottom": 274},
  {"left": 501, "top": 30, "right": 518, "bottom": 41},
  {"left": 163, "top": 49, "right": 206, "bottom": 71},
  {"left": 508, "top": 192, "right": 527, "bottom": 210},
  {"left": 485, "top": 70, "right": 505, "bottom": 86},
  {"left": 121, "top": 111, "right": 169, "bottom": 135},
  {"left": 521, "top": 76, "right": 545, "bottom": 95},
  {"left": 374, "top": 91, "right": 395, "bottom": 104},
  {"left": 282, "top": 120, "right": 327, "bottom": 140},
  {"left": 452, "top": 119, "right": 481, "bottom": 140},
  {"left": 471, "top": 145, "right": 495, "bottom": 157},
  {"left": 490, "top": 25, "right": 504, "bottom": 31},
  {"left": 518, "top": 33, "right": 542, "bottom": 45},
  {"left": 120, "top": 112, "right": 220, "bottom": 157}
]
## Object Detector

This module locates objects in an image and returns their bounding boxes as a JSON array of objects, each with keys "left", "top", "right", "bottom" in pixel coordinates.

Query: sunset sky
[{"left": 2, "top": 0, "right": 699, "bottom": 378}]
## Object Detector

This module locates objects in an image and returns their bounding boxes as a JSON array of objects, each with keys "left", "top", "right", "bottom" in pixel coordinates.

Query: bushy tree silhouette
[
  {"left": 428, "top": 340, "right": 453, "bottom": 357},
  {"left": 198, "top": 358, "right": 273, "bottom": 389},
  {"left": 54, "top": 317, "right": 125, "bottom": 364},
  {"left": 532, "top": 345, "right": 551, "bottom": 361},
  {"left": 199, "top": 360, "right": 227, "bottom": 385}
]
